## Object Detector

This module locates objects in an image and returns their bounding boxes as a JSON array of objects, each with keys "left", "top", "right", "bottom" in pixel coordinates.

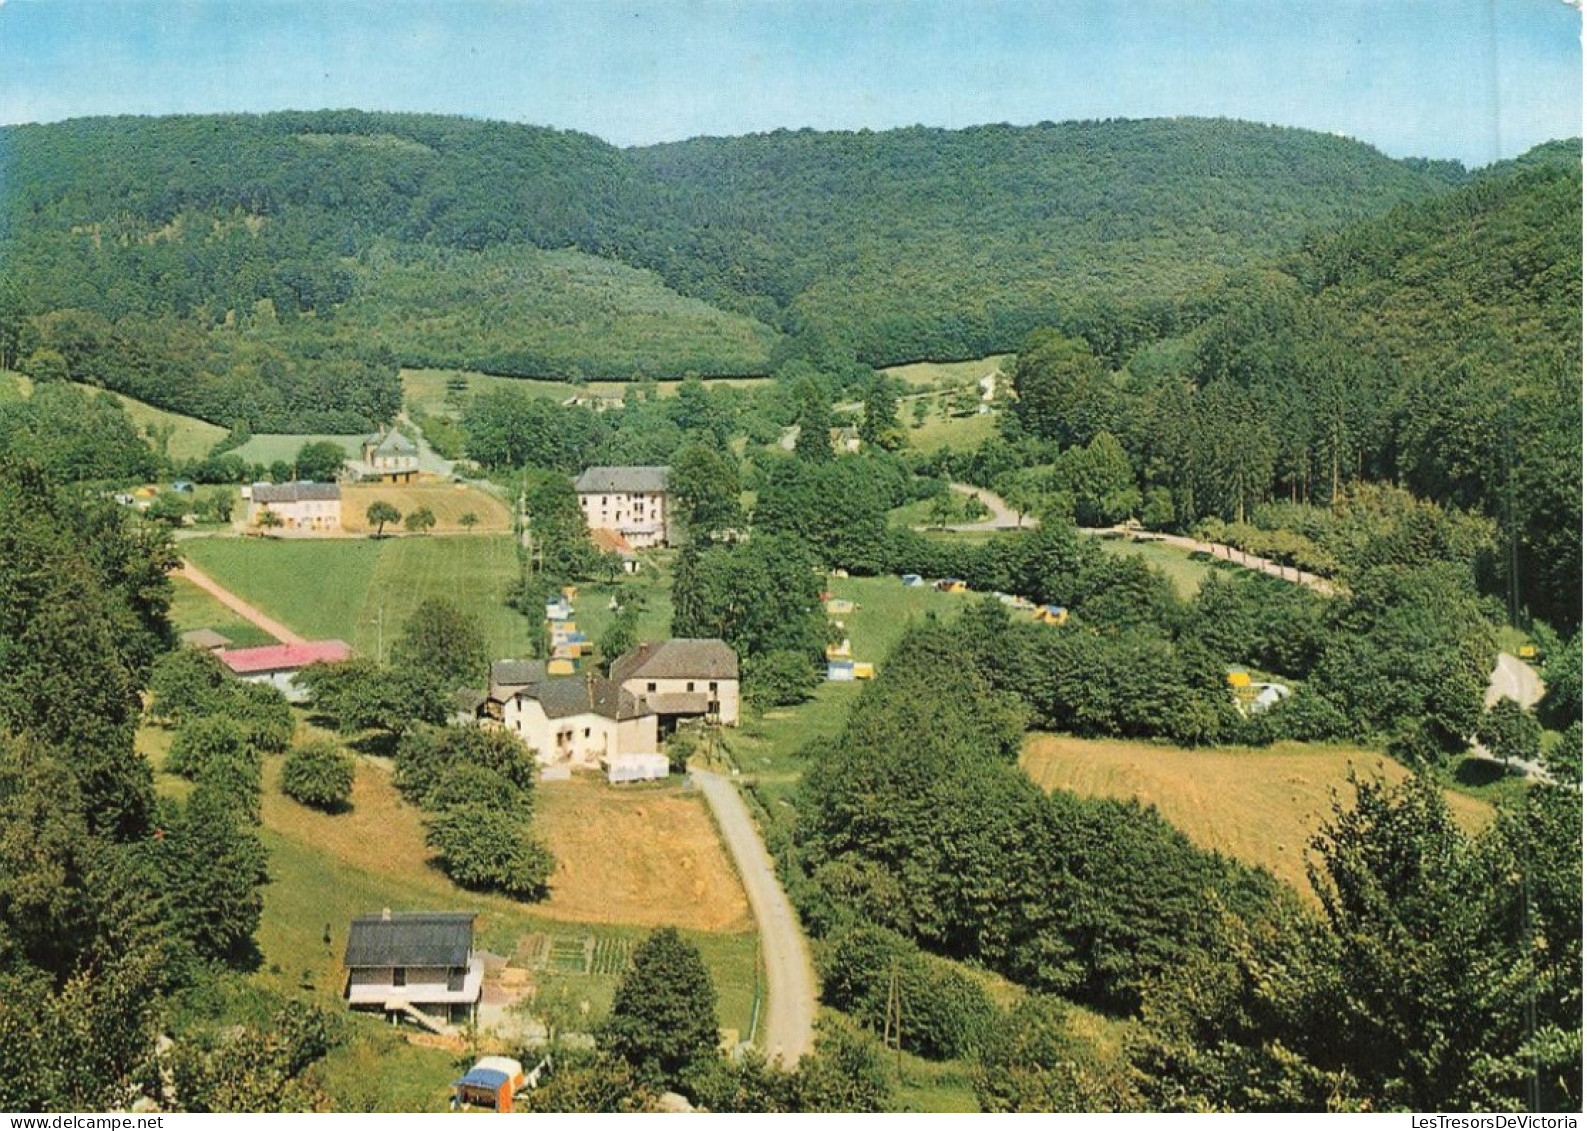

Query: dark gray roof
[
  {"left": 514, "top": 673, "right": 652, "bottom": 721},
  {"left": 611, "top": 639, "right": 739, "bottom": 684},
  {"left": 367, "top": 430, "right": 418, "bottom": 455},
  {"left": 490, "top": 659, "right": 544, "bottom": 693},
  {"left": 344, "top": 912, "right": 475, "bottom": 968},
  {"left": 252, "top": 481, "right": 341, "bottom": 504},
  {"left": 573, "top": 466, "right": 669, "bottom": 494}
]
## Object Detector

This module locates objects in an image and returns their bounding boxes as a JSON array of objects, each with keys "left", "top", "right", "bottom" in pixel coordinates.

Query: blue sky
[{"left": 0, "top": 0, "right": 1578, "bottom": 165}]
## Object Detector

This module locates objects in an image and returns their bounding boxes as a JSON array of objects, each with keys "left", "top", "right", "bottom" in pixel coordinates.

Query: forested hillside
[
  {"left": 0, "top": 111, "right": 1466, "bottom": 429},
  {"left": 630, "top": 118, "right": 1465, "bottom": 361},
  {"left": 1011, "top": 148, "right": 1581, "bottom": 631}
]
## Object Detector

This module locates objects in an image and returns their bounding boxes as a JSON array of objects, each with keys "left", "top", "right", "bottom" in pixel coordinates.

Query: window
[
  {"left": 583, "top": 727, "right": 591, "bottom": 738},
  {"left": 392, "top": 967, "right": 406, "bottom": 987},
  {"left": 647, "top": 682, "right": 657, "bottom": 692},
  {"left": 687, "top": 682, "right": 695, "bottom": 692},
  {"left": 709, "top": 681, "right": 718, "bottom": 692}
]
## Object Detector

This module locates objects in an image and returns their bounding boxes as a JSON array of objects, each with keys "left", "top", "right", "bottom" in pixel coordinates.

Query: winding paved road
[{"left": 694, "top": 770, "right": 816, "bottom": 1067}]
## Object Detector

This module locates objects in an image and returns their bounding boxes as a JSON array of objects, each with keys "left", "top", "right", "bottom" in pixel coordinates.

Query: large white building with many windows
[{"left": 573, "top": 465, "right": 670, "bottom": 549}]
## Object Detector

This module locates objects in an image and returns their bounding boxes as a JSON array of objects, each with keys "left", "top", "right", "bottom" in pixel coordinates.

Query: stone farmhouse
[
  {"left": 484, "top": 660, "right": 658, "bottom": 770},
  {"left": 479, "top": 638, "right": 739, "bottom": 768},
  {"left": 611, "top": 638, "right": 740, "bottom": 730},
  {"left": 247, "top": 481, "right": 342, "bottom": 531},
  {"left": 573, "top": 465, "right": 670, "bottom": 549}
]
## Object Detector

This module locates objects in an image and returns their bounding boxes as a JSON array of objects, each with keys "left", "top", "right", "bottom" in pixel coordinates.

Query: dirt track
[{"left": 176, "top": 559, "right": 304, "bottom": 644}]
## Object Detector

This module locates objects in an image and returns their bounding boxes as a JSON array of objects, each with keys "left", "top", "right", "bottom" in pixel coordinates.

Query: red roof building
[{"left": 217, "top": 640, "right": 353, "bottom": 674}]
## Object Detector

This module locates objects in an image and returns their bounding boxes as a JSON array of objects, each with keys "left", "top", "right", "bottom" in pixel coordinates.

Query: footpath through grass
[{"left": 181, "top": 534, "right": 534, "bottom": 659}]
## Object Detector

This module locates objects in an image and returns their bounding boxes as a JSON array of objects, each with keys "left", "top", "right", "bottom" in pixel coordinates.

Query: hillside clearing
[
  {"left": 402, "top": 367, "right": 771, "bottom": 417},
  {"left": 882, "top": 356, "right": 1010, "bottom": 388},
  {"left": 1020, "top": 734, "right": 1493, "bottom": 899},
  {"left": 1090, "top": 533, "right": 1216, "bottom": 599},
  {"left": 85, "top": 385, "right": 228, "bottom": 461}
]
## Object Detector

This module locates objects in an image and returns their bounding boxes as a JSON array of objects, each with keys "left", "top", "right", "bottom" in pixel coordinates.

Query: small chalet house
[
  {"left": 355, "top": 429, "right": 420, "bottom": 483},
  {"left": 485, "top": 660, "right": 659, "bottom": 770},
  {"left": 344, "top": 910, "right": 483, "bottom": 1031},
  {"left": 216, "top": 640, "right": 352, "bottom": 703},
  {"left": 247, "top": 481, "right": 342, "bottom": 531},
  {"left": 611, "top": 638, "right": 740, "bottom": 731},
  {"left": 573, "top": 466, "right": 670, "bottom": 549}
]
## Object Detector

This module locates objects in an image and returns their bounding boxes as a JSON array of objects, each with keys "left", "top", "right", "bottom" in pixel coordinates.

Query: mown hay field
[
  {"left": 340, "top": 480, "right": 512, "bottom": 534},
  {"left": 1021, "top": 734, "right": 1493, "bottom": 898}
]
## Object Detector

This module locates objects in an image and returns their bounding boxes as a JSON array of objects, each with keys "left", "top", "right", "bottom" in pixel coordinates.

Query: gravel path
[{"left": 694, "top": 770, "right": 816, "bottom": 1066}]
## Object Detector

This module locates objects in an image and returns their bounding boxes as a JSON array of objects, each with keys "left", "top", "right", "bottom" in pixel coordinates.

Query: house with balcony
[{"left": 343, "top": 910, "right": 483, "bottom": 1032}]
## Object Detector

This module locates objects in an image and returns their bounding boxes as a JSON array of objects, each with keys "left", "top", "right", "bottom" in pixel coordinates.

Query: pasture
[
  {"left": 882, "top": 356, "right": 1010, "bottom": 388},
  {"left": 906, "top": 408, "right": 1002, "bottom": 452},
  {"left": 340, "top": 481, "right": 512, "bottom": 535},
  {"left": 1090, "top": 533, "right": 1215, "bottom": 599},
  {"left": 1020, "top": 734, "right": 1494, "bottom": 899},
  {"left": 89, "top": 386, "right": 229, "bottom": 461},
  {"left": 167, "top": 573, "right": 278, "bottom": 648},
  {"left": 181, "top": 534, "right": 535, "bottom": 659},
  {"left": 230, "top": 433, "right": 365, "bottom": 466}
]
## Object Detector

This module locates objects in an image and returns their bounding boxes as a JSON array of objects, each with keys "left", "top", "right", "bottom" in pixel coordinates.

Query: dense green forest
[
  {"left": 974, "top": 151, "right": 1581, "bottom": 630},
  {"left": 0, "top": 110, "right": 1468, "bottom": 429}
]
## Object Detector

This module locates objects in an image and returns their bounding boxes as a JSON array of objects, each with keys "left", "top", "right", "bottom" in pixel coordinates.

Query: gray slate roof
[
  {"left": 525, "top": 674, "right": 652, "bottom": 721},
  {"left": 345, "top": 912, "right": 475, "bottom": 968},
  {"left": 611, "top": 639, "right": 739, "bottom": 684},
  {"left": 252, "top": 481, "right": 341, "bottom": 504},
  {"left": 366, "top": 430, "right": 419, "bottom": 455},
  {"left": 490, "top": 659, "right": 545, "bottom": 695},
  {"left": 573, "top": 466, "right": 670, "bottom": 494}
]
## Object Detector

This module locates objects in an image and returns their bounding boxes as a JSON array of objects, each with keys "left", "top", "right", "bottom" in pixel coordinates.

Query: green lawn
[
  {"left": 168, "top": 574, "right": 278, "bottom": 648},
  {"left": 230, "top": 433, "right": 367, "bottom": 466},
  {"left": 1091, "top": 533, "right": 1214, "bottom": 599},
  {"left": 907, "top": 409, "right": 1002, "bottom": 452},
  {"left": 882, "top": 356, "right": 1010, "bottom": 389},
  {"left": 182, "top": 534, "right": 535, "bottom": 661}
]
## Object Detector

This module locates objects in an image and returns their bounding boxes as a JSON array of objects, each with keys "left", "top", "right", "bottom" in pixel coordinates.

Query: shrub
[
  {"left": 280, "top": 740, "right": 355, "bottom": 812},
  {"left": 819, "top": 925, "right": 996, "bottom": 1060},
  {"left": 425, "top": 803, "right": 552, "bottom": 899},
  {"left": 166, "top": 716, "right": 255, "bottom": 780}
]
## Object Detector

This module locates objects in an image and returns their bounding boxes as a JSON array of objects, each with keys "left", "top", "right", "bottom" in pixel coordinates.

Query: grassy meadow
[
  {"left": 92, "top": 386, "right": 229, "bottom": 461},
  {"left": 402, "top": 367, "right": 772, "bottom": 418},
  {"left": 181, "top": 534, "right": 534, "bottom": 660},
  {"left": 167, "top": 573, "right": 278, "bottom": 648},
  {"left": 881, "top": 356, "right": 1010, "bottom": 388},
  {"left": 230, "top": 433, "right": 366, "bottom": 466},
  {"left": 1020, "top": 734, "right": 1494, "bottom": 900},
  {"left": 1090, "top": 533, "right": 1216, "bottom": 599}
]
